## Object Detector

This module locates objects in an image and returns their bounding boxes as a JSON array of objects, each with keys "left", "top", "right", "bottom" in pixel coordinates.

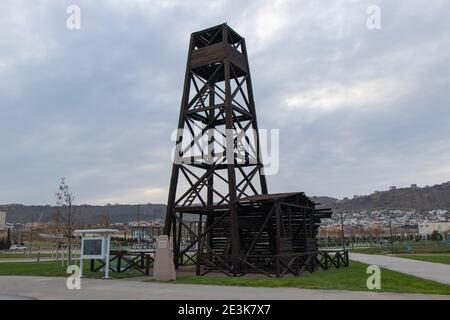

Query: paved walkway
[
  {"left": 0, "top": 258, "right": 55, "bottom": 263},
  {"left": 350, "top": 253, "right": 450, "bottom": 285},
  {"left": 0, "top": 276, "right": 448, "bottom": 300}
]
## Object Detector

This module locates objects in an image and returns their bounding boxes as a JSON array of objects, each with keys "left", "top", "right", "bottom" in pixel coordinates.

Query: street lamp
[
  {"left": 17, "top": 220, "right": 21, "bottom": 245},
  {"left": 340, "top": 212, "right": 346, "bottom": 251},
  {"left": 389, "top": 220, "right": 394, "bottom": 254}
]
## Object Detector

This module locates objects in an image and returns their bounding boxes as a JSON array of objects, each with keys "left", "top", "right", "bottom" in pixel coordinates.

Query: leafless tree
[
  {"left": 98, "top": 210, "right": 111, "bottom": 228},
  {"left": 28, "top": 215, "right": 34, "bottom": 257},
  {"left": 48, "top": 210, "right": 64, "bottom": 246},
  {"left": 56, "top": 177, "right": 76, "bottom": 265}
]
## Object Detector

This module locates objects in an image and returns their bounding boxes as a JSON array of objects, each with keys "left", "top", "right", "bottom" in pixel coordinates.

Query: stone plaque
[
  {"left": 153, "top": 235, "right": 176, "bottom": 281},
  {"left": 158, "top": 239, "right": 167, "bottom": 249}
]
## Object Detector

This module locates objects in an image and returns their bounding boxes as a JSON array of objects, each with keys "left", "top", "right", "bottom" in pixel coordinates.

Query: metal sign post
[{"left": 74, "top": 229, "right": 119, "bottom": 279}]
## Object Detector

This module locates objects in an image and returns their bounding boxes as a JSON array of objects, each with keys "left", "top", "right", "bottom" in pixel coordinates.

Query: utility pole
[
  {"left": 137, "top": 206, "right": 141, "bottom": 244},
  {"left": 29, "top": 216, "right": 34, "bottom": 257},
  {"left": 68, "top": 202, "right": 72, "bottom": 265},
  {"left": 18, "top": 221, "right": 21, "bottom": 245},
  {"left": 389, "top": 220, "right": 394, "bottom": 254},
  {"left": 340, "top": 212, "right": 346, "bottom": 251}
]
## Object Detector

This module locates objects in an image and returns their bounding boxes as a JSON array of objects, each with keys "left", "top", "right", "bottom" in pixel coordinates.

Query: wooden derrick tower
[
  {"left": 164, "top": 24, "right": 267, "bottom": 276},
  {"left": 164, "top": 24, "right": 346, "bottom": 277}
]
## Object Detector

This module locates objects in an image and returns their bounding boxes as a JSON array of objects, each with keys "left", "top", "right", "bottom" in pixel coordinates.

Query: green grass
[
  {"left": 0, "top": 260, "right": 143, "bottom": 279},
  {"left": 168, "top": 261, "right": 450, "bottom": 295},
  {"left": 0, "top": 252, "right": 30, "bottom": 259},
  {"left": 349, "top": 247, "right": 396, "bottom": 255},
  {"left": 2, "top": 260, "right": 449, "bottom": 296},
  {"left": 395, "top": 254, "right": 450, "bottom": 265},
  {"left": 0, "top": 252, "right": 55, "bottom": 259},
  {"left": 349, "top": 243, "right": 450, "bottom": 255}
]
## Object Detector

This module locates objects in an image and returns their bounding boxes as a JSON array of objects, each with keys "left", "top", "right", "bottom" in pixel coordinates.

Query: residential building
[
  {"left": 418, "top": 221, "right": 450, "bottom": 238},
  {"left": 0, "top": 212, "right": 6, "bottom": 231}
]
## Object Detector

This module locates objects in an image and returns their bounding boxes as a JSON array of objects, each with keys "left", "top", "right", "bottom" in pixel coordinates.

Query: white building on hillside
[
  {"left": 418, "top": 221, "right": 450, "bottom": 239},
  {"left": 0, "top": 212, "right": 6, "bottom": 231}
]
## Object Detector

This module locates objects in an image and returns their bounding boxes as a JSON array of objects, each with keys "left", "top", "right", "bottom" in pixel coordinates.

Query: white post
[
  {"left": 79, "top": 237, "right": 84, "bottom": 277},
  {"left": 104, "top": 234, "right": 111, "bottom": 279}
]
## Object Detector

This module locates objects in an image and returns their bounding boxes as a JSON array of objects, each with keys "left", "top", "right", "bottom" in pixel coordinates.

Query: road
[
  {"left": 350, "top": 253, "right": 450, "bottom": 285},
  {"left": 0, "top": 276, "right": 448, "bottom": 300}
]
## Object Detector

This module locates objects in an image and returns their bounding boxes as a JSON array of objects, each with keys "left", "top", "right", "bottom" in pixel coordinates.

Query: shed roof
[
  {"left": 73, "top": 229, "right": 119, "bottom": 235},
  {"left": 239, "top": 192, "right": 306, "bottom": 203}
]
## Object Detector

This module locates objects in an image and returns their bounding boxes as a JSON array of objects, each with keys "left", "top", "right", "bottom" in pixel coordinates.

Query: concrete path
[
  {"left": 0, "top": 276, "right": 448, "bottom": 300},
  {"left": 0, "top": 258, "right": 56, "bottom": 263},
  {"left": 350, "top": 253, "right": 450, "bottom": 285}
]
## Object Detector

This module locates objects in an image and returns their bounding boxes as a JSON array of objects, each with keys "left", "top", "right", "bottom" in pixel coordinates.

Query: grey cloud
[{"left": 1, "top": 0, "right": 449, "bottom": 204}]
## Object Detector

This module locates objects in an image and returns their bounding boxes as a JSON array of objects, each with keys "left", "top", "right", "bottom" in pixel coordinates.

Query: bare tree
[
  {"left": 98, "top": 210, "right": 111, "bottom": 228},
  {"left": 56, "top": 177, "right": 76, "bottom": 265},
  {"left": 28, "top": 215, "right": 34, "bottom": 257},
  {"left": 48, "top": 210, "right": 63, "bottom": 238}
]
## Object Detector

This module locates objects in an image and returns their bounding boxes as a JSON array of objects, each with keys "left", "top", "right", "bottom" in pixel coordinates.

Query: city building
[
  {"left": 130, "top": 220, "right": 164, "bottom": 243},
  {"left": 418, "top": 221, "right": 450, "bottom": 239},
  {"left": 24, "top": 222, "right": 49, "bottom": 229},
  {"left": 0, "top": 211, "right": 6, "bottom": 231}
]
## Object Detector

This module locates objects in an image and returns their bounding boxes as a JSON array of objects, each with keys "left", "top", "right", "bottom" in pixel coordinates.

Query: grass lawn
[
  {"left": 349, "top": 247, "right": 396, "bottom": 255},
  {"left": 0, "top": 252, "right": 55, "bottom": 259},
  {"left": 170, "top": 261, "right": 450, "bottom": 295},
  {"left": 0, "top": 260, "right": 143, "bottom": 279},
  {"left": 1, "top": 260, "right": 449, "bottom": 295},
  {"left": 395, "top": 254, "right": 450, "bottom": 265},
  {"left": 349, "top": 243, "right": 450, "bottom": 255}
]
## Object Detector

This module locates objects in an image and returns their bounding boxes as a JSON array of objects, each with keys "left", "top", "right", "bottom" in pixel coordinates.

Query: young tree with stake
[{"left": 56, "top": 177, "right": 75, "bottom": 265}]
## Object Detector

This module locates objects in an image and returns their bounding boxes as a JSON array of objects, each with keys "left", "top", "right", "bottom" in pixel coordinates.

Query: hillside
[
  {"left": 310, "top": 196, "right": 339, "bottom": 208},
  {"left": 2, "top": 182, "right": 449, "bottom": 223},
  {"left": 0, "top": 203, "right": 166, "bottom": 224},
  {"left": 330, "top": 182, "right": 450, "bottom": 211}
]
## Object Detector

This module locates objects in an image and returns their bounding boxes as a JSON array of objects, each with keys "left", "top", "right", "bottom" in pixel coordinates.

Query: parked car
[{"left": 9, "top": 244, "right": 27, "bottom": 251}]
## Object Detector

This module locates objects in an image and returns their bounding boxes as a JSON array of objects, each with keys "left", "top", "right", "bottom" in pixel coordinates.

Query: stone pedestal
[{"left": 153, "top": 235, "right": 176, "bottom": 281}]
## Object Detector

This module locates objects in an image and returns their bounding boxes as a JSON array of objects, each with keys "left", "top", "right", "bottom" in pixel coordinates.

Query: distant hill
[
  {"left": 329, "top": 182, "right": 450, "bottom": 211},
  {"left": 0, "top": 203, "right": 166, "bottom": 224},
  {"left": 310, "top": 196, "right": 339, "bottom": 208},
  {"left": 2, "top": 182, "right": 449, "bottom": 223}
]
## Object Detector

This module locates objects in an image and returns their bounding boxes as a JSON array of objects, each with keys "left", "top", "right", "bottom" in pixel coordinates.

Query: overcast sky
[{"left": 1, "top": 0, "right": 450, "bottom": 205}]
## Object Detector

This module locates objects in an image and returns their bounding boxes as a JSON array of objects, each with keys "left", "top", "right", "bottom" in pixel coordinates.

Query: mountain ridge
[
  {"left": 0, "top": 203, "right": 166, "bottom": 224},
  {"left": 2, "top": 182, "right": 449, "bottom": 223},
  {"left": 312, "top": 181, "right": 450, "bottom": 211}
]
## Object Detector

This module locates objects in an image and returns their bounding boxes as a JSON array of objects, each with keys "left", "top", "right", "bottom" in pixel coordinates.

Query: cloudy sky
[{"left": 1, "top": 0, "right": 450, "bottom": 205}]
